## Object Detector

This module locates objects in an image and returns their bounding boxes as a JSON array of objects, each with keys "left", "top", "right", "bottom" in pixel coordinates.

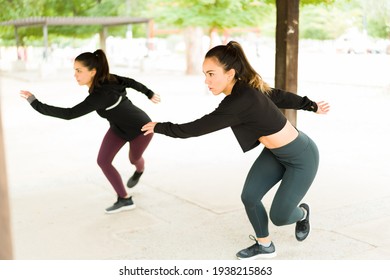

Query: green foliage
[
  {"left": 296, "top": 0, "right": 389, "bottom": 40},
  {"left": 147, "top": 0, "right": 335, "bottom": 39},
  {"left": 0, "top": 0, "right": 149, "bottom": 45},
  {"left": 368, "top": 18, "right": 389, "bottom": 38},
  {"left": 300, "top": 3, "right": 348, "bottom": 39},
  {"left": 261, "top": 0, "right": 335, "bottom": 5},
  {"left": 148, "top": 0, "right": 274, "bottom": 30},
  {"left": 363, "top": 0, "right": 390, "bottom": 39},
  {"left": 0, "top": 0, "right": 389, "bottom": 46},
  {"left": 300, "top": 0, "right": 334, "bottom": 4}
]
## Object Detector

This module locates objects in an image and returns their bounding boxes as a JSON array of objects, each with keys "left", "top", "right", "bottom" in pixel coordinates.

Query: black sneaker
[
  {"left": 105, "top": 196, "right": 136, "bottom": 214},
  {"left": 236, "top": 235, "right": 277, "bottom": 260},
  {"left": 295, "top": 203, "right": 310, "bottom": 241},
  {"left": 127, "top": 171, "right": 143, "bottom": 188}
]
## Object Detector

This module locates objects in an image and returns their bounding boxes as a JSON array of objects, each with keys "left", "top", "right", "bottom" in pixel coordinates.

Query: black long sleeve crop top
[
  {"left": 154, "top": 81, "right": 317, "bottom": 152},
  {"left": 28, "top": 74, "right": 155, "bottom": 141}
]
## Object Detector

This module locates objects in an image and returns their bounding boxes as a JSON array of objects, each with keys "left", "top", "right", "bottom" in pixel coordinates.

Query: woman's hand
[
  {"left": 150, "top": 94, "right": 161, "bottom": 104},
  {"left": 141, "top": 122, "right": 157, "bottom": 135},
  {"left": 20, "top": 90, "right": 33, "bottom": 99},
  {"left": 316, "top": 101, "right": 330, "bottom": 114}
]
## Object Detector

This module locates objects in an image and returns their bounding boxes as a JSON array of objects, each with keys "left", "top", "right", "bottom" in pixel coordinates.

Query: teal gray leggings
[{"left": 241, "top": 131, "right": 319, "bottom": 238}]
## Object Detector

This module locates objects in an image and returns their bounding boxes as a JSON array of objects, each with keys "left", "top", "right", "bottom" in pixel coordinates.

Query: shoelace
[
  {"left": 243, "top": 236, "right": 260, "bottom": 254},
  {"left": 246, "top": 235, "right": 261, "bottom": 251},
  {"left": 249, "top": 235, "right": 258, "bottom": 243},
  {"left": 246, "top": 235, "right": 274, "bottom": 254}
]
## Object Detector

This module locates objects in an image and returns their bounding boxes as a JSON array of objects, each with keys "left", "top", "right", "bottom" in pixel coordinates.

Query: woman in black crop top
[
  {"left": 142, "top": 41, "right": 329, "bottom": 259},
  {"left": 20, "top": 49, "right": 160, "bottom": 214}
]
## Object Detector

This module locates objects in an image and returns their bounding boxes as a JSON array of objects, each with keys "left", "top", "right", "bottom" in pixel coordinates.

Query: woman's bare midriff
[{"left": 259, "top": 121, "right": 299, "bottom": 149}]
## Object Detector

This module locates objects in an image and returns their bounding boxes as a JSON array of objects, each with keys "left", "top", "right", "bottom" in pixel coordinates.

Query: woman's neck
[{"left": 223, "top": 80, "right": 237, "bottom": 96}]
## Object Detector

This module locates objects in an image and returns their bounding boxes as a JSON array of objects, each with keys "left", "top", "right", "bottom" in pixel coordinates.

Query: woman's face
[
  {"left": 73, "top": 60, "right": 96, "bottom": 88},
  {"left": 203, "top": 57, "right": 235, "bottom": 96}
]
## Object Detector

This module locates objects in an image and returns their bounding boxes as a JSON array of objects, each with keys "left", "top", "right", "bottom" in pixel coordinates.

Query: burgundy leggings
[{"left": 97, "top": 128, "right": 153, "bottom": 198}]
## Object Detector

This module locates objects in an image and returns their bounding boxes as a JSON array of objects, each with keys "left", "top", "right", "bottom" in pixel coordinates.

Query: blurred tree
[
  {"left": 147, "top": 0, "right": 336, "bottom": 74},
  {"left": 0, "top": 0, "right": 150, "bottom": 46},
  {"left": 1, "top": 0, "right": 388, "bottom": 63},
  {"left": 0, "top": 0, "right": 96, "bottom": 45},
  {"left": 300, "top": 4, "right": 348, "bottom": 39},
  {"left": 300, "top": 0, "right": 390, "bottom": 40},
  {"left": 1, "top": 0, "right": 388, "bottom": 46},
  {"left": 148, "top": 0, "right": 275, "bottom": 74},
  {"left": 360, "top": 0, "right": 389, "bottom": 39}
]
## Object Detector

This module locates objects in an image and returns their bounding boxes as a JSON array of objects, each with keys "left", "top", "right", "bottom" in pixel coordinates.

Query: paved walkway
[{"left": 1, "top": 52, "right": 390, "bottom": 260}]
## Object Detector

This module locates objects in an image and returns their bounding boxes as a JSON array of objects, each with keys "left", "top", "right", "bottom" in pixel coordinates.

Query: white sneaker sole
[
  {"left": 105, "top": 204, "right": 136, "bottom": 214},
  {"left": 237, "top": 251, "right": 277, "bottom": 260}
]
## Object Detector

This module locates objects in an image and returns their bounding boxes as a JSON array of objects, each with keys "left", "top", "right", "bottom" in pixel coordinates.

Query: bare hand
[
  {"left": 141, "top": 122, "right": 157, "bottom": 135},
  {"left": 20, "top": 90, "right": 33, "bottom": 99},
  {"left": 150, "top": 94, "right": 161, "bottom": 104},
  {"left": 316, "top": 101, "right": 330, "bottom": 114}
]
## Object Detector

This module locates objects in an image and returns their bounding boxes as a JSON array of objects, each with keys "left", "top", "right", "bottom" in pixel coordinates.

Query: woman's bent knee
[
  {"left": 269, "top": 211, "right": 290, "bottom": 226},
  {"left": 97, "top": 156, "right": 111, "bottom": 169},
  {"left": 241, "top": 192, "right": 257, "bottom": 208}
]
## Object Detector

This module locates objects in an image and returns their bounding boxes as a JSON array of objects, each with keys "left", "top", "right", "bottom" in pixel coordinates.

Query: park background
[{"left": 0, "top": 0, "right": 390, "bottom": 264}]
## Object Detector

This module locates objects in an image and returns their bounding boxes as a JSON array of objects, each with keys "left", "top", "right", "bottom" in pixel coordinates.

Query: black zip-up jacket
[
  {"left": 155, "top": 81, "right": 317, "bottom": 152},
  {"left": 28, "top": 74, "right": 154, "bottom": 141}
]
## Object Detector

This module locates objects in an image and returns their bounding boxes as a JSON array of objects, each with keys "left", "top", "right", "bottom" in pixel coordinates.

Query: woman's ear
[
  {"left": 227, "top": 68, "right": 236, "bottom": 81},
  {"left": 90, "top": 68, "right": 97, "bottom": 78}
]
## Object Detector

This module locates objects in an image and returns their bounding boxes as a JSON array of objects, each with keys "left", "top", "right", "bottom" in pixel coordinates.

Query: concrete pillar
[{"left": 0, "top": 97, "right": 13, "bottom": 260}]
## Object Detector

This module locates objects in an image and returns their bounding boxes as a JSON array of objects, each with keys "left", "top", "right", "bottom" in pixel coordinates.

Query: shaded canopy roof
[
  {"left": 0, "top": 16, "right": 151, "bottom": 28},
  {"left": 0, "top": 17, "right": 153, "bottom": 56}
]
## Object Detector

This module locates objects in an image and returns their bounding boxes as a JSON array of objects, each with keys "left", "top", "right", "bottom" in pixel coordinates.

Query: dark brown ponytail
[
  {"left": 75, "top": 49, "right": 116, "bottom": 93},
  {"left": 205, "top": 41, "right": 271, "bottom": 94}
]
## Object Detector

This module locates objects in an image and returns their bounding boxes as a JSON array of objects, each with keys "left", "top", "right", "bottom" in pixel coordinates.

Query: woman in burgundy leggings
[{"left": 20, "top": 49, "right": 160, "bottom": 214}]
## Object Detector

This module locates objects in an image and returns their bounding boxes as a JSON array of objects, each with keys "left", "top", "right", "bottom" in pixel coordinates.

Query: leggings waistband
[{"left": 269, "top": 131, "right": 312, "bottom": 158}]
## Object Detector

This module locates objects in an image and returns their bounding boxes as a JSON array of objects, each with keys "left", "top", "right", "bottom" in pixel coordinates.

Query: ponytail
[
  {"left": 205, "top": 41, "right": 271, "bottom": 94},
  {"left": 75, "top": 49, "right": 116, "bottom": 93}
]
